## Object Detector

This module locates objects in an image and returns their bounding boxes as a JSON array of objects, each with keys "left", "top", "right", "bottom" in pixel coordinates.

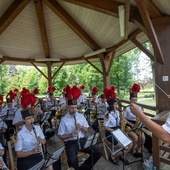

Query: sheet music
[
  {"left": 45, "top": 146, "right": 65, "bottom": 167},
  {"left": 112, "top": 129, "right": 132, "bottom": 147},
  {"left": 83, "top": 133, "right": 99, "bottom": 149},
  {"left": 28, "top": 159, "right": 45, "bottom": 170}
]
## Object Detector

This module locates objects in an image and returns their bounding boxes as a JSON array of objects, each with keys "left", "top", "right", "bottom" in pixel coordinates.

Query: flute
[{"left": 73, "top": 115, "right": 81, "bottom": 150}]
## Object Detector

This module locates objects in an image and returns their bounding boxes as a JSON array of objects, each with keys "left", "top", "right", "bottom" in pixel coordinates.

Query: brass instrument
[
  {"left": 119, "top": 109, "right": 131, "bottom": 134},
  {"left": 32, "top": 125, "right": 43, "bottom": 156},
  {"left": 133, "top": 117, "right": 141, "bottom": 135},
  {"left": 0, "top": 157, "right": 9, "bottom": 170}
]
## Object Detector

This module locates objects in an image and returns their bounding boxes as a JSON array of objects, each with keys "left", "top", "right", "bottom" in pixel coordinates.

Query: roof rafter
[
  {"left": 135, "top": 0, "right": 164, "bottom": 64},
  {"left": 131, "top": 38, "right": 154, "bottom": 61},
  {"left": 34, "top": 0, "right": 51, "bottom": 58},
  {"left": 60, "top": 0, "right": 137, "bottom": 18},
  {"left": 0, "top": 0, "right": 31, "bottom": 35},
  {"left": 44, "top": 0, "right": 101, "bottom": 51},
  {"left": 124, "top": 0, "right": 130, "bottom": 40}
]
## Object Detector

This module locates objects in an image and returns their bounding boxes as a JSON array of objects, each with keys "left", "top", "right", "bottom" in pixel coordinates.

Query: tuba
[{"left": 0, "top": 157, "right": 9, "bottom": 170}]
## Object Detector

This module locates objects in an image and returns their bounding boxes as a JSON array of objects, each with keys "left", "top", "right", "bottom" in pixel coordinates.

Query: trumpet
[
  {"left": 0, "top": 157, "right": 9, "bottom": 170},
  {"left": 32, "top": 125, "right": 43, "bottom": 155}
]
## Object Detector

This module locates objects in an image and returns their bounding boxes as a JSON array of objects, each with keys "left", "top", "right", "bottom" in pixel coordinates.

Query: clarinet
[
  {"left": 0, "top": 157, "right": 9, "bottom": 170},
  {"left": 73, "top": 115, "right": 81, "bottom": 150},
  {"left": 32, "top": 124, "right": 43, "bottom": 156}
]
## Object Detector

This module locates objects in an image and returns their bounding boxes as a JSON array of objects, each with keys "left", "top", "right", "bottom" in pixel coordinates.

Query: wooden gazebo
[{"left": 1, "top": 1, "right": 170, "bottom": 168}]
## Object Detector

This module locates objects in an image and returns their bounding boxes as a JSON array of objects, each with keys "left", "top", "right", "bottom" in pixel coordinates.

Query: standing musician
[
  {"left": 58, "top": 85, "right": 102, "bottom": 170},
  {"left": 77, "top": 84, "right": 87, "bottom": 109},
  {"left": 104, "top": 87, "right": 132, "bottom": 165},
  {"left": 124, "top": 84, "right": 145, "bottom": 158}
]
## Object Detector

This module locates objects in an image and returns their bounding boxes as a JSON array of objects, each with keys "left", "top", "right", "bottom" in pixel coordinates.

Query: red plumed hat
[
  {"left": 6, "top": 90, "right": 15, "bottom": 103},
  {"left": 48, "top": 86, "right": 56, "bottom": 93},
  {"left": 0, "top": 95, "right": 3, "bottom": 105},
  {"left": 104, "top": 86, "right": 117, "bottom": 105},
  {"left": 130, "top": 83, "right": 141, "bottom": 99},
  {"left": 91, "top": 86, "right": 98, "bottom": 95},
  {"left": 13, "top": 88, "right": 19, "bottom": 94},
  {"left": 21, "top": 93, "right": 36, "bottom": 109},
  {"left": 33, "top": 88, "right": 39, "bottom": 95},
  {"left": 67, "top": 85, "right": 81, "bottom": 105},
  {"left": 65, "top": 84, "right": 71, "bottom": 95},
  {"left": 80, "top": 85, "right": 85, "bottom": 90},
  {"left": 20, "top": 87, "right": 30, "bottom": 97}
]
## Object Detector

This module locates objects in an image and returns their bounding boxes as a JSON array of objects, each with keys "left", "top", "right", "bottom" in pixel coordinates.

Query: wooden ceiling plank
[
  {"left": 34, "top": 0, "right": 51, "bottom": 58},
  {"left": 52, "top": 61, "right": 66, "bottom": 79},
  {"left": 124, "top": 0, "right": 130, "bottom": 40},
  {"left": 135, "top": 0, "right": 164, "bottom": 64},
  {"left": 44, "top": 0, "right": 101, "bottom": 50},
  {"left": 131, "top": 38, "right": 154, "bottom": 61},
  {"left": 31, "top": 62, "right": 48, "bottom": 80},
  {"left": 144, "top": 0, "right": 162, "bottom": 19},
  {"left": 0, "top": 0, "right": 31, "bottom": 35},
  {"left": 84, "top": 58, "right": 103, "bottom": 75},
  {"left": 107, "top": 28, "right": 142, "bottom": 52},
  {"left": 60, "top": 0, "right": 137, "bottom": 18}
]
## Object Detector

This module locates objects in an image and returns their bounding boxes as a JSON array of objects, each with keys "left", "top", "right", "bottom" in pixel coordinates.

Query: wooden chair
[{"left": 98, "top": 119, "right": 111, "bottom": 160}]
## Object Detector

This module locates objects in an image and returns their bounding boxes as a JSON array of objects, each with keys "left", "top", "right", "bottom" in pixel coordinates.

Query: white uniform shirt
[
  {"left": 58, "top": 112, "right": 89, "bottom": 142},
  {"left": 46, "top": 99, "right": 57, "bottom": 110},
  {"left": 77, "top": 94, "right": 87, "bottom": 107},
  {"left": 89, "top": 98, "right": 100, "bottom": 111},
  {"left": 15, "top": 125, "right": 45, "bottom": 152},
  {"left": 104, "top": 111, "right": 120, "bottom": 127},
  {"left": 0, "top": 143, "right": 4, "bottom": 150},
  {"left": 97, "top": 101, "right": 109, "bottom": 118},
  {"left": 124, "top": 106, "right": 137, "bottom": 121},
  {"left": 59, "top": 97, "right": 67, "bottom": 110},
  {"left": 12, "top": 108, "right": 23, "bottom": 125},
  {"left": 162, "top": 113, "right": 170, "bottom": 134},
  {"left": 0, "top": 106, "right": 18, "bottom": 120},
  {"left": 0, "top": 118, "right": 7, "bottom": 129}
]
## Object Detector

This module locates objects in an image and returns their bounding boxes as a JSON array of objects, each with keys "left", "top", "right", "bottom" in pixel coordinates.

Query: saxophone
[
  {"left": 0, "top": 157, "right": 9, "bottom": 170},
  {"left": 119, "top": 109, "right": 131, "bottom": 134},
  {"left": 133, "top": 117, "right": 141, "bottom": 135},
  {"left": 32, "top": 125, "right": 43, "bottom": 156}
]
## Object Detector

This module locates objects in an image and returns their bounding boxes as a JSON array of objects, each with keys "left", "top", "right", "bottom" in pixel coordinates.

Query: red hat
[
  {"left": 67, "top": 85, "right": 81, "bottom": 105},
  {"left": 48, "top": 86, "right": 56, "bottom": 93},
  {"left": 6, "top": 90, "right": 15, "bottom": 103},
  {"left": 33, "top": 88, "right": 39, "bottom": 95},
  {"left": 80, "top": 85, "right": 85, "bottom": 90},
  {"left": 104, "top": 86, "right": 117, "bottom": 105},
  {"left": 130, "top": 83, "right": 140, "bottom": 99},
  {"left": 21, "top": 93, "right": 36, "bottom": 109},
  {"left": 91, "top": 86, "right": 98, "bottom": 95},
  {"left": 0, "top": 95, "right": 3, "bottom": 105},
  {"left": 13, "top": 88, "right": 19, "bottom": 94}
]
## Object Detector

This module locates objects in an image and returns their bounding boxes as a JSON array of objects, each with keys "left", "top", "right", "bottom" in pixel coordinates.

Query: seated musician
[
  {"left": 58, "top": 85, "right": 102, "bottom": 170},
  {"left": 0, "top": 142, "right": 8, "bottom": 169},
  {"left": 124, "top": 84, "right": 145, "bottom": 158},
  {"left": 45, "top": 86, "right": 57, "bottom": 128},
  {"left": 104, "top": 87, "right": 132, "bottom": 165},
  {"left": 77, "top": 84, "right": 87, "bottom": 109},
  {"left": 97, "top": 94, "right": 109, "bottom": 119},
  {"left": 59, "top": 91, "right": 67, "bottom": 112},
  {"left": 1, "top": 91, "right": 21, "bottom": 141},
  {"left": 14, "top": 94, "right": 54, "bottom": 170}
]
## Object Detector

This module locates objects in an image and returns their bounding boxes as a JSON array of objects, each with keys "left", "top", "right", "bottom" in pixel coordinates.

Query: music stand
[{"left": 44, "top": 146, "right": 65, "bottom": 168}]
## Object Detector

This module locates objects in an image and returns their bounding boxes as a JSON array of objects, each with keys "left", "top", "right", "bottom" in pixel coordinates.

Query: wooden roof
[{"left": 0, "top": 0, "right": 169, "bottom": 66}]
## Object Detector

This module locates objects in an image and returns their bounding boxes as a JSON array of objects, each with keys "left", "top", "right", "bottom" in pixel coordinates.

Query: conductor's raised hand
[{"left": 130, "top": 103, "right": 142, "bottom": 117}]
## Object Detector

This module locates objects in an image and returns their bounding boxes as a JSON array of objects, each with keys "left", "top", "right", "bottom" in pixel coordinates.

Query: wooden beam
[
  {"left": 31, "top": 62, "right": 48, "bottom": 80},
  {"left": 124, "top": 0, "right": 130, "bottom": 40},
  {"left": 106, "top": 51, "right": 115, "bottom": 76},
  {"left": 144, "top": 0, "right": 162, "bottom": 19},
  {"left": 84, "top": 58, "right": 103, "bottom": 75},
  {"left": 135, "top": 0, "right": 164, "bottom": 64},
  {"left": 0, "top": 59, "right": 5, "bottom": 64},
  {"left": 34, "top": 0, "right": 51, "bottom": 58},
  {"left": 131, "top": 38, "right": 154, "bottom": 61},
  {"left": 46, "top": 61, "right": 52, "bottom": 86},
  {"left": 44, "top": 0, "right": 101, "bottom": 51},
  {"left": 52, "top": 62, "right": 65, "bottom": 79},
  {"left": 0, "top": 0, "right": 31, "bottom": 35},
  {"left": 60, "top": 0, "right": 137, "bottom": 18}
]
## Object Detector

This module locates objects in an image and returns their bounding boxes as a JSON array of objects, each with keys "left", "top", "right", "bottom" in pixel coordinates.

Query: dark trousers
[{"left": 65, "top": 138, "right": 102, "bottom": 170}]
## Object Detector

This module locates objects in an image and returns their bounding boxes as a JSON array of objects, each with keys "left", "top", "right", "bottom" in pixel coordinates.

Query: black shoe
[
  {"left": 138, "top": 152, "right": 143, "bottom": 158},
  {"left": 132, "top": 152, "right": 139, "bottom": 158},
  {"left": 109, "top": 156, "right": 119, "bottom": 165},
  {"left": 120, "top": 157, "right": 129, "bottom": 165}
]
